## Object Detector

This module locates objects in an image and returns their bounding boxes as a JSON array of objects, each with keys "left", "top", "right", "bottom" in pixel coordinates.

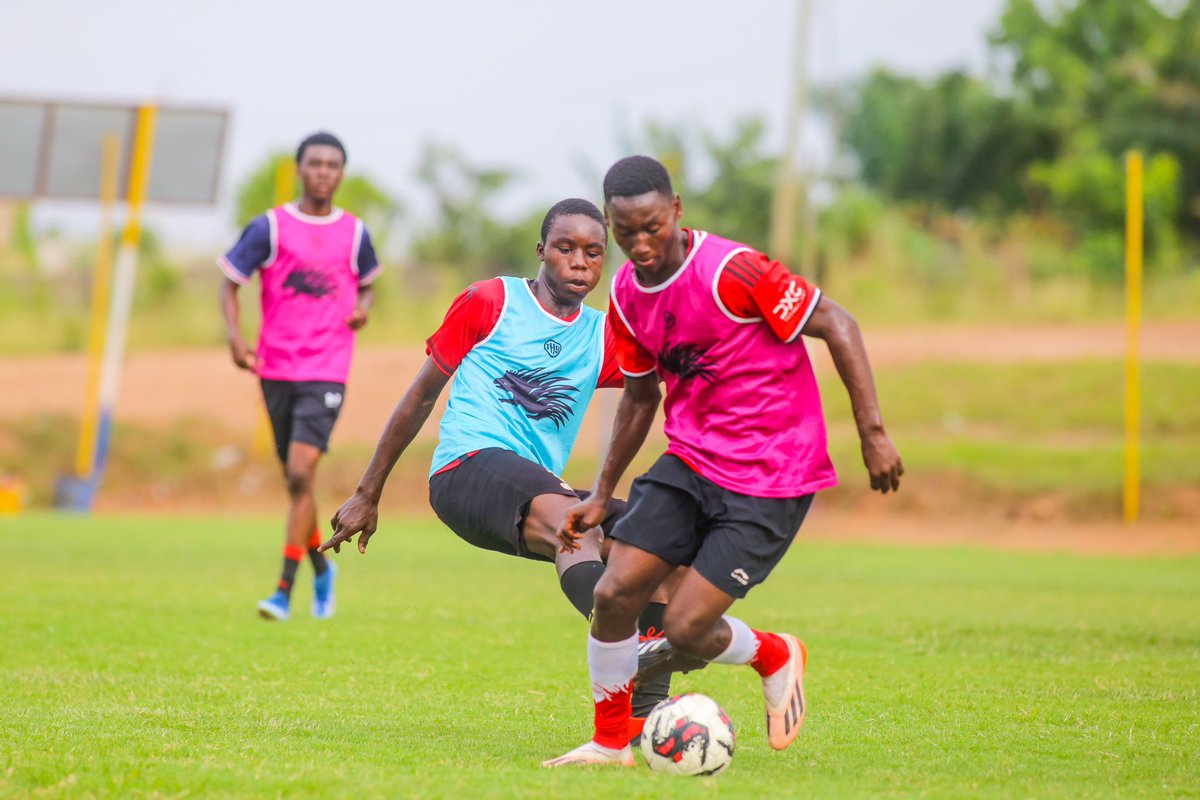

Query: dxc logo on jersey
[
  {"left": 544, "top": 339, "right": 562, "bottom": 358},
  {"left": 772, "top": 280, "right": 807, "bottom": 322}
]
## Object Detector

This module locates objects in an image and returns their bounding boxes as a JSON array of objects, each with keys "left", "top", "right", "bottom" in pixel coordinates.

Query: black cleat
[{"left": 633, "top": 637, "right": 708, "bottom": 692}]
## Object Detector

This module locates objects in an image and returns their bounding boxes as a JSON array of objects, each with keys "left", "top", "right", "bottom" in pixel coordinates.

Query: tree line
[{"left": 236, "top": 0, "right": 1200, "bottom": 285}]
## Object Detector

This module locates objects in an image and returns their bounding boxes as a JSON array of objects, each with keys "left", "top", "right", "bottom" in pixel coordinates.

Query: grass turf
[{"left": 1, "top": 513, "right": 1197, "bottom": 798}]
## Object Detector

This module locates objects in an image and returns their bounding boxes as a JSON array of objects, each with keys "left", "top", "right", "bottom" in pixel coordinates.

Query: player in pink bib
[
  {"left": 544, "top": 156, "right": 904, "bottom": 767},
  {"left": 218, "top": 132, "right": 381, "bottom": 622}
]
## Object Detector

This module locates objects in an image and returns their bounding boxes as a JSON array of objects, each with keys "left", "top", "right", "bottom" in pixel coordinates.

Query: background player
[
  {"left": 321, "top": 198, "right": 677, "bottom": 735},
  {"left": 218, "top": 131, "right": 381, "bottom": 621},
  {"left": 544, "top": 156, "right": 904, "bottom": 767}
]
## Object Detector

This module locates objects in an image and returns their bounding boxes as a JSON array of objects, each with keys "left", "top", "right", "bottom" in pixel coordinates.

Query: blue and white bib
[{"left": 431, "top": 276, "right": 606, "bottom": 478}]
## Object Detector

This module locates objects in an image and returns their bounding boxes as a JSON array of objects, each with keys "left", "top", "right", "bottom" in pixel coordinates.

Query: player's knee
[
  {"left": 662, "top": 608, "right": 710, "bottom": 655},
  {"left": 285, "top": 469, "right": 313, "bottom": 498},
  {"left": 592, "top": 574, "right": 640, "bottom": 622}
]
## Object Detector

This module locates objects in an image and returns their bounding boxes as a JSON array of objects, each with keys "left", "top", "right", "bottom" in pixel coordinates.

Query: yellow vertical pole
[
  {"left": 94, "top": 105, "right": 157, "bottom": 484},
  {"left": 75, "top": 133, "right": 121, "bottom": 477},
  {"left": 274, "top": 155, "right": 294, "bottom": 207},
  {"left": 1123, "top": 151, "right": 1143, "bottom": 524}
]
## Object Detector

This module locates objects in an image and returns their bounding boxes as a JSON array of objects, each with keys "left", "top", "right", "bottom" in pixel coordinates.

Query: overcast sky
[{"left": 1, "top": 0, "right": 1005, "bottom": 251}]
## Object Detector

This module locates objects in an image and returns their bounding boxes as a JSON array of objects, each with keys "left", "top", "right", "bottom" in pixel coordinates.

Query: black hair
[
  {"left": 602, "top": 155, "right": 673, "bottom": 202},
  {"left": 296, "top": 131, "right": 347, "bottom": 165},
  {"left": 540, "top": 197, "right": 606, "bottom": 242}
]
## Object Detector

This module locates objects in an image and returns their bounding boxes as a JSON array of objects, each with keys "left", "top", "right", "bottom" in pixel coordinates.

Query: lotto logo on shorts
[
  {"left": 730, "top": 568, "right": 750, "bottom": 586},
  {"left": 324, "top": 392, "right": 343, "bottom": 409}
]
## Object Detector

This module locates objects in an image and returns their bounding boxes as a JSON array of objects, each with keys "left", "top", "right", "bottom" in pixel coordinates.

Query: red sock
[
  {"left": 749, "top": 630, "right": 789, "bottom": 677},
  {"left": 278, "top": 544, "right": 305, "bottom": 593},
  {"left": 307, "top": 527, "right": 322, "bottom": 550},
  {"left": 628, "top": 716, "right": 647, "bottom": 742},
  {"left": 593, "top": 683, "right": 633, "bottom": 750}
]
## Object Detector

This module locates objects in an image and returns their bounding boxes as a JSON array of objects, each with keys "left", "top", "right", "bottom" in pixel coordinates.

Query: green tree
[
  {"left": 991, "top": 0, "right": 1200, "bottom": 235},
  {"left": 409, "top": 143, "right": 541, "bottom": 280},
  {"left": 839, "top": 68, "right": 1055, "bottom": 213}
]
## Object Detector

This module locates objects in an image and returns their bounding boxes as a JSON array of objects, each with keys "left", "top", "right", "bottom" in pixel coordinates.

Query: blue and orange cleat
[
  {"left": 257, "top": 589, "right": 290, "bottom": 621},
  {"left": 312, "top": 561, "right": 337, "bottom": 619}
]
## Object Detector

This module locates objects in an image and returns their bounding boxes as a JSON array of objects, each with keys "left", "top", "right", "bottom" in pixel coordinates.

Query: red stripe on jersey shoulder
[{"left": 425, "top": 278, "right": 506, "bottom": 374}]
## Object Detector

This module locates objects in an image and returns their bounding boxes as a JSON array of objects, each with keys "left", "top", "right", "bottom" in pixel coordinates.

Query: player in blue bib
[{"left": 322, "top": 199, "right": 680, "bottom": 738}]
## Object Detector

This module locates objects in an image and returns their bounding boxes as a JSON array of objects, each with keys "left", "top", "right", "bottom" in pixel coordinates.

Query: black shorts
[
  {"left": 260, "top": 379, "right": 346, "bottom": 464},
  {"left": 428, "top": 448, "right": 626, "bottom": 563},
  {"left": 610, "top": 454, "right": 814, "bottom": 599}
]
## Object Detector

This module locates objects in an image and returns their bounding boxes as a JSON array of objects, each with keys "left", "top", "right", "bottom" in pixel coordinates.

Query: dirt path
[
  {"left": 7, "top": 320, "right": 1198, "bottom": 443},
  {"left": 7, "top": 321, "right": 1199, "bottom": 557}
]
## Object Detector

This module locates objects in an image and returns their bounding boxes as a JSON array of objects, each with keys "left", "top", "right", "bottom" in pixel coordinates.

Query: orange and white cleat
[
  {"left": 541, "top": 741, "right": 635, "bottom": 768},
  {"left": 764, "top": 634, "right": 807, "bottom": 750}
]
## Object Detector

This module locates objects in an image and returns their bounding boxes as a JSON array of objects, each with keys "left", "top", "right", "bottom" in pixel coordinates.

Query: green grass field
[{"left": 2, "top": 514, "right": 1197, "bottom": 798}]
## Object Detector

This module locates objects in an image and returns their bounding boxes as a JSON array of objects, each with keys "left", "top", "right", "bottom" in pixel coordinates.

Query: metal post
[{"left": 1123, "top": 151, "right": 1143, "bottom": 524}]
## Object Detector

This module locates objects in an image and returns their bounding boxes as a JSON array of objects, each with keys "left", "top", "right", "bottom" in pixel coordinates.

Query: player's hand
[
  {"left": 346, "top": 305, "right": 370, "bottom": 330},
  {"left": 228, "top": 336, "right": 258, "bottom": 372},
  {"left": 557, "top": 495, "right": 609, "bottom": 553},
  {"left": 862, "top": 429, "right": 904, "bottom": 494},
  {"left": 322, "top": 492, "right": 379, "bottom": 554}
]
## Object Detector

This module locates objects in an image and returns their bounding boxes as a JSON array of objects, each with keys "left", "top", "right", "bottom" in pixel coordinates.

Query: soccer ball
[{"left": 640, "top": 693, "right": 736, "bottom": 776}]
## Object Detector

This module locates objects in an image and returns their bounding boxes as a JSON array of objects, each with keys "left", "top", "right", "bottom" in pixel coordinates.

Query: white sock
[
  {"left": 589, "top": 632, "right": 638, "bottom": 702},
  {"left": 710, "top": 615, "right": 760, "bottom": 665}
]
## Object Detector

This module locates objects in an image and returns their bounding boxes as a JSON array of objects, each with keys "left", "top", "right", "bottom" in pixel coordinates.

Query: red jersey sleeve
[
  {"left": 716, "top": 250, "right": 821, "bottom": 342},
  {"left": 424, "top": 278, "right": 505, "bottom": 375},
  {"left": 608, "top": 293, "right": 657, "bottom": 376},
  {"left": 597, "top": 316, "right": 625, "bottom": 389}
]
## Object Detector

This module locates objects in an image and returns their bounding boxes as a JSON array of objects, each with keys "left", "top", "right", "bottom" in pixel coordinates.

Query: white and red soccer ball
[{"left": 640, "top": 693, "right": 736, "bottom": 776}]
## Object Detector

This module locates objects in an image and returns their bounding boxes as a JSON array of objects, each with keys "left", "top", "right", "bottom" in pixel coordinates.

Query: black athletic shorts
[
  {"left": 428, "top": 448, "right": 627, "bottom": 563},
  {"left": 260, "top": 379, "right": 346, "bottom": 464},
  {"left": 610, "top": 454, "right": 814, "bottom": 599}
]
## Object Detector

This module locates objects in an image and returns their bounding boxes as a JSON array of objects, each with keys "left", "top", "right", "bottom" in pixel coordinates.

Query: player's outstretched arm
[
  {"left": 322, "top": 358, "right": 451, "bottom": 554},
  {"left": 558, "top": 374, "right": 661, "bottom": 552},
  {"left": 218, "top": 278, "right": 257, "bottom": 372},
  {"left": 804, "top": 297, "right": 904, "bottom": 494}
]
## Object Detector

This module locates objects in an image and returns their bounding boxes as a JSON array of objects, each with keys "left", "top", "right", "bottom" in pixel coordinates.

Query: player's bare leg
[
  {"left": 523, "top": 493, "right": 606, "bottom": 615},
  {"left": 664, "top": 569, "right": 807, "bottom": 751},
  {"left": 284, "top": 442, "right": 322, "bottom": 552},
  {"left": 259, "top": 442, "right": 328, "bottom": 620},
  {"left": 525, "top": 494, "right": 680, "bottom": 739},
  {"left": 543, "top": 541, "right": 675, "bottom": 767}
]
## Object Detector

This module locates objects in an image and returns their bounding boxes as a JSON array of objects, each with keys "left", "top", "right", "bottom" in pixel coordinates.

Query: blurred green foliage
[
  {"left": 5, "top": 0, "right": 1200, "bottom": 355},
  {"left": 836, "top": 0, "right": 1200, "bottom": 282},
  {"left": 408, "top": 142, "right": 542, "bottom": 282}
]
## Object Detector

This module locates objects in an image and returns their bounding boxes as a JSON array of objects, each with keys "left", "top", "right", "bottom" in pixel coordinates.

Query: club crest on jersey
[
  {"left": 663, "top": 310, "right": 676, "bottom": 329},
  {"left": 494, "top": 368, "right": 579, "bottom": 428},
  {"left": 544, "top": 339, "right": 562, "bottom": 358}
]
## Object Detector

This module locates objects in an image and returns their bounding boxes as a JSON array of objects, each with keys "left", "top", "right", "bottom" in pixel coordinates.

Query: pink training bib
[
  {"left": 256, "top": 205, "right": 364, "bottom": 382},
  {"left": 611, "top": 230, "right": 838, "bottom": 498}
]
